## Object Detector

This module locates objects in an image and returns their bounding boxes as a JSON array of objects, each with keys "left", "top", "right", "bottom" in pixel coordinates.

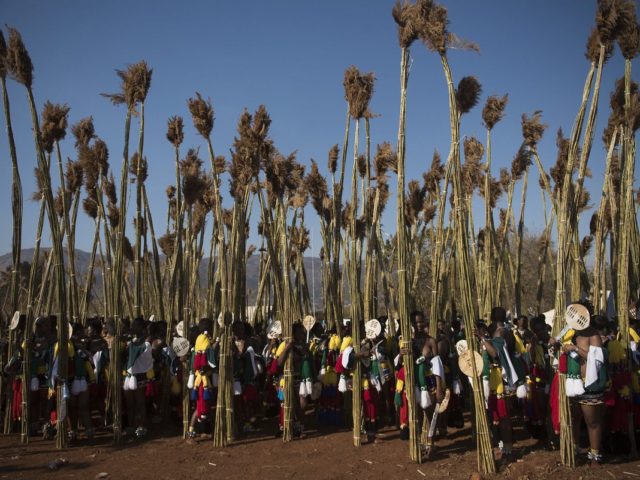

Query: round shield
[
  {"left": 455, "top": 339, "right": 468, "bottom": 356},
  {"left": 172, "top": 337, "right": 191, "bottom": 357},
  {"left": 175, "top": 321, "right": 184, "bottom": 338},
  {"left": 303, "top": 315, "right": 316, "bottom": 331},
  {"left": 565, "top": 303, "right": 590, "bottom": 331},
  {"left": 9, "top": 311, "right": 20, "bottom": 331},
  {"left": 365, "top": 319, "right": 382, "bottom": 340},
  {"left": 458, "top": 350, "right": 483, "bottom": 378},
  {"left": 267, "top": 320, "right": 282, "bottom": 339}
]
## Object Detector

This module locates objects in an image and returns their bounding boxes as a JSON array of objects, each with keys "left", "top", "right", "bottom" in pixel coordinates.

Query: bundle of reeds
[
  {"left": 102, "top": 59, "right": 152, "bottom": 444},
  {"left": 5, "top": 27, "right": 69, "bottom": 449},
  {"left": 391, "top": 0, "right": 422, "bottom": 462},
  {"left": 0, "top": 30, "right": 22, "bottom": 438},
  {"left": 343, "top": 64, "right": 375, "bottom": 446},
  {"left": 412, "top": 1, "right": 495, "bottom": 472}
]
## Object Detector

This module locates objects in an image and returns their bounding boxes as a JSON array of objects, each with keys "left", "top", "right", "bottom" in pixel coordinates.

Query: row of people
[{"left": 3, "top": 299, "right": 640, "bottom": 464}]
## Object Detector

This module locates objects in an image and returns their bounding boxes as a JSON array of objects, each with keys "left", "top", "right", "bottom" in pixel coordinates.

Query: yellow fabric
[
  {"left": 171, "top": 376, "right": 181, "bottom": 395},
  {"left": 321, "top": 370, "right": 337, "bottom": 386},
  {"left": 395, "top": 378, "right": 404, "bottom": 394},
  {"left": 194, "top": 370, "right": 209, "bottom": 389},
  {"left": 561, "top": 329, "right": 575, "bottom": 344},
  {"left": 329, "top": 334, "right": 341, "bottom": 351},
  {"left": 54, "top": 341, "right": 75, "bottom": 358},
  {"left": 195, "top": 333, "right": 210, "bottom": 352},
  {"left": 275, "top": 341, "right": 286, "bottom": 358},
  {"left": 532, "top": 343, "right": 545, "bottom": 368},
  {"left": 380, "top": 360, "right": 389, "bottom": 373},
  {"left": 630, "top": 327, "right": 640, "bottom": 344},
  {"left": 86, "top": 361, "right": 96, "bottom": 382},
  {"left": 608, "top": 339, "right": 627, "bottom": 364},
  {"left": 514, "top": 333, "right": 526, "bottom": 355},
  {"left": 340, "top": 336, "right": 352, "bottom": 353},
  {"left": 489, "top": 366, "right": 504, "bottom": 395}
]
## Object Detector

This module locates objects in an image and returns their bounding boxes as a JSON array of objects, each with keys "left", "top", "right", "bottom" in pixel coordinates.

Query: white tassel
[
  {"left": 516, "top": 383, "right": 527, "bottom": 399},
  {"left": 306, "top": 379, "right": 313, "bottom": 396},
  {"left": 565, "top": 378, "right": 584, "bottom": 397},
  {"left": 453, "top": 378, "right": 462, "bottom": 396},
  {"left": 420, "top": 389, "right": 429, "bottom": 409},
  {"left": 187, "top": 373, "right": 195, "bottom": 390},
  {"left": 370, "top": 374, "right": 381, "bottom": 392},
  {"left": 233, "top": 381, "right": 243, "bottom": 395},
  {"left": 573, "top": 378, "right": 585, "bottom": 396},
  {"left": 124, "top": 375, "right": 137, "bottom": 391},
  {"left": 319, "top": 368, "right": 326, "bottom": 380},
  {"left": 299, "top": 382, "right": 306, "bottom": 396},
  {"left": 30, "top": 377, "right": 39, "bottom": 392},
  {"left": 483, "top": 378, "right": 490, "bottom": 399},
  {"left": 338, "top": 375, "right": 347, "bottom": 393},
  {"left": 564, "top": 378, "right": 573, "bottom": 397}
]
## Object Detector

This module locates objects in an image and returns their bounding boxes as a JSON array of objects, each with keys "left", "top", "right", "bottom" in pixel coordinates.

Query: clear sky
[{"left": 0, "top": 0, "right": 637, "bottom": 256}]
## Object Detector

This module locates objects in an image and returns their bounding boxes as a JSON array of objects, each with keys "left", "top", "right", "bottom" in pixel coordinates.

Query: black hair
[
  {"left": 292, "top": 322, "right": 305, "bottom": 337},
  {"left": 591, "top": 315, "right": 608, "bottom": 333},
  {"left": 573, "top": 299, "right": 594, "bottom": 317},
  {"left": 188, "top": 325, "right": 200, "bottom": 345},
  {"left": 490, "top": 307, "right": 506, "bottom": 324},
  {"left": 198, "top": 317, "right": 213, "bottom": 334},
  {"left": 530, "top": 315, "right": 545, "bottom": 330},
  {"left": 132, "top": 316, "right": 146, "bottom": 333},
  {"left": 149, "top": 320, "right": 167, "bottom": 339},
  {"left": 71, "top": 321, "right": 84, "bottom": 335},
  {"left": 104, "top": 318, "right": 116, "bottom": 336}
]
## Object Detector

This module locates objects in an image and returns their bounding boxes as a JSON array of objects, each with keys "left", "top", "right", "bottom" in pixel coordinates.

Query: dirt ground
[{"left": 2, "top": 416, "right": 640, "bottom": 480}]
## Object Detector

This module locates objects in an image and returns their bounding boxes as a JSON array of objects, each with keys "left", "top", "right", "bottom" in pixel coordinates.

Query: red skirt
[{"left": 12, "top": 378, "right": 22, "bottom": 422}]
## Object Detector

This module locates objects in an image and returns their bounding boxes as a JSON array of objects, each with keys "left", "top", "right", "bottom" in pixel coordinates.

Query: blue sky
[{"left": 0, "top": 0, "right": 637, "bottom": 256}]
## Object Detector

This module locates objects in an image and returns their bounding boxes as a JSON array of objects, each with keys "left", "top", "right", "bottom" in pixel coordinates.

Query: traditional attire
[
  {"left": 482, "top": 336, "right": 526, "bottom": 425},
  {"left": 317, "top": 334, "right": 341, "bottom": 426}
]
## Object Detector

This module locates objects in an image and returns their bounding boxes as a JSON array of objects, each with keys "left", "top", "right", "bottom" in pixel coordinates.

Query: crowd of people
[{"left": 3, "top": 298, "right": 640, "bottom": 465}]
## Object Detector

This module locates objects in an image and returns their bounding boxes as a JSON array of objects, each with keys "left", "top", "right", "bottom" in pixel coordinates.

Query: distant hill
[{"left": 0, "top": 248, "right": 326, "bottom": 309}]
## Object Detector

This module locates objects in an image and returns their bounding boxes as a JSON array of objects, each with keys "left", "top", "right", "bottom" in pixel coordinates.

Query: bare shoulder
[{"left": 590, "top": 334, "right": 603, "bottom": 347}]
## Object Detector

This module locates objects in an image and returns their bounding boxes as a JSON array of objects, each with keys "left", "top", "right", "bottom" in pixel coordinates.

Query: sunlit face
[{"left": 517, "top": 317, "right": 528, "bottom": 329}]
